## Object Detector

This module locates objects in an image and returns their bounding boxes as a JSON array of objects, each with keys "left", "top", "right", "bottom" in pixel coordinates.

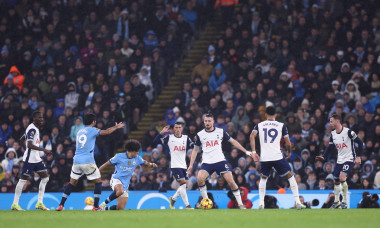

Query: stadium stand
[{"left": 1, "top": 0, "right": 380, "bottom": 194}]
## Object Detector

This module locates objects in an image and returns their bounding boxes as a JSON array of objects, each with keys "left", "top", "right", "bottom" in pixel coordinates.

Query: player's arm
[
  {"left": 143, "top": 161, "right": 158, "bottom": 168},
  {"left": 316, "top": 135, "right": 334, "bottom": 161},
  {"left": 20, "top": 135, "right": 26, "bottom": 150},
  {"left": 27, "top": 141, "right": 51, "bottom": 155},
  {"left": 99, "top": 122, "right": 124, "bottom": 135},
  {"left": 25, "top": 129, "right": 51, "bottom": 155},
  {"left": 282, "top": 125, "right": 291, "bottom": 160},
  {"left": 187, "top": 145, "right": 199, "bottom": 175},
  {"left": 99, "top": 161, "right": 112, "bottom": 172},
  {"left": 249, "top": 130, "right": 257, "bottom": 152},
  {"left": 153, "top": 125, "right": 170, "bottom": 144},
  {"left": 283, "top": 136, "right": 292, "bottom": 160},
  {"left": 348, "top": 130, "right": 363, "bottom": 165}
]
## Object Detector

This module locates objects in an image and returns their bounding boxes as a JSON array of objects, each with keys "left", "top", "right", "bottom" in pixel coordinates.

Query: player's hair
[
  {"left": 205, "top": 110, "right": 214, "bottom": 119},
  {"left": 330, "top": 112, "right": 341, "bottom": 121},
  {"left": 174, "top": 121, "right": 184, "bottom": 126},
  {"left": 84, "top": 113, "right": 97, "bottom": 125},
  {"left": 125, "top": 139, "right": 141, "bottom": 152},
  {"left": 266, "top": 106, "right": 276, "bottom": 116},
  {"left": 32, "top": 111, "right": 42, "bottom": 118}
]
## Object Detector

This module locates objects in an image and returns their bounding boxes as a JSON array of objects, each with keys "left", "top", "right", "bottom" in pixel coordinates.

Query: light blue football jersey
[
  {"left": 73, "top": 126, "right": 100, "bottom": 164},
  {"left": 109, "top": 153, "right": 146, "bottom": 190}
]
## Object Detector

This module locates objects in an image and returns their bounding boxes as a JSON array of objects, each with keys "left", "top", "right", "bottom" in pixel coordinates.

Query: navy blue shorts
[
  {"left": 21, "top": 161, "right": 47, "bottom": 176},
  {"left": 200, "top": 160, "right": 232, "bottom": 176},
  {"left": 171, "top": 168, "right": 188, "bottom": 181},
  {"left": 334, "top": 161, "right": 354, "bottom": 180},
  {"left": 260, "top": 158, "right": 291, "bottom": 178}
]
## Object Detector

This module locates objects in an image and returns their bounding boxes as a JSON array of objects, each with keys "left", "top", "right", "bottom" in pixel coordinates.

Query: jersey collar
[
  {"left": 173, "top": 134, "right": 182, "bottom": 138},
  {"left": 335, "top": 126, "right": 344, "bottom": 134},
  {"left": 205, "top": 127, "right": 216, "bottom": 133}
]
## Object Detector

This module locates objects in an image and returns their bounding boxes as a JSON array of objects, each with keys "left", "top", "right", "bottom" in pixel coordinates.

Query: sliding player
[
  {"left": 99, "top": 140, "right": 157, "bottom": 210},
  {"left": 56, "top": 113, "right": 124, "bottom": 211}
]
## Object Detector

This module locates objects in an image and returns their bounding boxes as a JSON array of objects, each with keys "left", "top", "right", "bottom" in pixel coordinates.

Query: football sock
[
  {"left": 38, "top": 177, "right": 49, "bottom": 203},
  {"left": 60, "top": 183, "right": 74, "bottom": 206},
  {"left": 259, "top": 178, "right": 267, "bottom": 206},
  {"left": 94, "top": 183, "right": 102, "bottom": 207},
  {"left": 232, "top": 188, "right": 243, "bottom": 206},
  {"left": 341, "top": 181, "right": 348, "bottom": 203},
  {"left": 106, "top": 205, "right": 117, "bottom": 210},
  {"left": 172, "top": 184, "right": 181, "bottom": 201},
  {"left": 105, "top": 191, "right": 119, "bottom": 204},
  {"left": 179, "top": 183, "right": 189, "bottom": 206},
  {"left": 334, "top": 184, "right": 342, "bottom": 203},
  {"left": 13, "top": 179, "right": 27, "bottom": 205},
  {"left": 199, "top": 184, "right": 208, "bottom": 199},
  {"left": 288, "top": 176, "right": 301, "bottom": 205}
]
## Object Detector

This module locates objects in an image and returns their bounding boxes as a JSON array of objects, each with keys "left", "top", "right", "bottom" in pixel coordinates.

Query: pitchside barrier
[{"left": 0, "top": 190, "right": 379, "bottom": 210}]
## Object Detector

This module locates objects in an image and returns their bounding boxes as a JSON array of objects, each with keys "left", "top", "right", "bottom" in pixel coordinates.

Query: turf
[{"left": 1, "top": 209, "right": 379, "bottom": 228}]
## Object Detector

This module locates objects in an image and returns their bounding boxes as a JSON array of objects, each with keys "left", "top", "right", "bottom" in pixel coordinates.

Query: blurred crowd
[
  {"left": 1, "top": 0, "right": 380, "bottom": 194},
  {"left": 140, "top": 0, "right": 380, "bottom": 193},
  {"left": 0, "top": 0, "right": 212, "bottom": 193}
]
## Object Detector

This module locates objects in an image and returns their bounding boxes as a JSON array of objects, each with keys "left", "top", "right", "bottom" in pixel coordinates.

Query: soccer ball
[
  {"left": 85, "top": 197, "right": 94, "bottom": 206},
  {"left": 200, "top": 198, "right": 213, "bottom": 209}
]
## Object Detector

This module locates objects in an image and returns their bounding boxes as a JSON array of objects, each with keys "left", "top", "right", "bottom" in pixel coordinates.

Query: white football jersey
[
  {"left": 330, "top": 127, "right": 357, "bottom": 164},
  {"left": 23, "top": 123, "right": 42, "bottom": 163},
  {"left": 159, "top": 134, "right": 193, "bottom": 169},
  {"left": 195, "top": 127, "right": 230, "bottom": 164},
  {"left": 252, "top": 120, "right": 288, "bottom": 162}
]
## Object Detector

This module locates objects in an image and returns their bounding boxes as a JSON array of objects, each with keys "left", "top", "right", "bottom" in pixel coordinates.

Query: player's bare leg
[
  {"left": 223, "top": 172, "right": 246, "bottom": 209},
  {"left": 35, "top": 171, "right": 49, "bottom": 210},
  {"left": 116, "top": 197, "right": 128, "bottom": 210},
  {"left": 340, "top": 173, "right": 348, "bottom": 209},
  {"left": 56, "top": 178, "right": 78, "bottom": 211},
  {"left": 197, "top": 170, "right": 209, "bottom": 199},
  {"left": 170, "top": 179, "right": 191, "bottom": 209},
  {"left": 258, "top": 175, "right": 267, "bottom": 209},
  {"left": 100, "top": 184, "right": 124, "bottom": 210},
  {"left": 285, "top": 172, "right": 305, "bottom": 210},
  {"left": 11, "top": 174, "right": 28, "bottom": 211}
]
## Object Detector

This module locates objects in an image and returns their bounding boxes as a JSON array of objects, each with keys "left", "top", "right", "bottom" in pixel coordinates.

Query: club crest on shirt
[{"left": 133, "top": 161, "right": 136, "bottom": 165}]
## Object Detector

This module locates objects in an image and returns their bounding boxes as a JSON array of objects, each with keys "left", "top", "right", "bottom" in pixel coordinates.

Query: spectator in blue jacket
[{"left": 209, "top": 63, "right": 226, "bottom": 94}]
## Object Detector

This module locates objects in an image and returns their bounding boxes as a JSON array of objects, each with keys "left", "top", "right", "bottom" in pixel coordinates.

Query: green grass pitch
[{"left": 1, "top": 209, "right": 379, "bottom": 228}]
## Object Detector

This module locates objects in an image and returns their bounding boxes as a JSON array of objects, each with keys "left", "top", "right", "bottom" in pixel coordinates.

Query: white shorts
[
  {"left": 70, "top": 163, "right": 101, "bottom": 180},
  {"left": 110, "top": 178, "right": 129, "bottom": 198}
]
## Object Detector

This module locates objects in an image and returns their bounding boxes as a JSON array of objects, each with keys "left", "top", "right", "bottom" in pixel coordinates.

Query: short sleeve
[
  {"left": 347, "top": 129, "right": 357, "bottom": 140},
  {"left": 223, "top": 129, "right": 231, "bottom": 141},
  {"left": 26, "top": 129, "right": 36, "bottom": 141},
  {"left": 252, "top": 125, "right": 258, "bottom": 134},
  {"left": 138, "top": 156, "right": 146, "bottom": 165},
  {"left": 109, "top": 155, "right": 118, "bottom": 165},
  {"left": 282, "top": 124, "right": 289, "bottom": 138},
  {"left": 195, "top": 134, "right": 201, "bottom": 147},
  {"left": 94, "top": 128, "right": 101, "bottom": 136},
  {"left": 187, "top": 136, "right": 194, "bottom": 149}
]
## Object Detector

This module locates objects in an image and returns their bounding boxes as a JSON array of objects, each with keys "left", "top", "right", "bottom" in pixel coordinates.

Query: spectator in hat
[
  {"left": 1, "top": 148, "right": 18, "bottom": 173},
  {"left": 3, "top": 66, "right": 25, "bottom": 92},
  {"left": 209, "top": 63, "right": 227, "bottom": 94}
]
